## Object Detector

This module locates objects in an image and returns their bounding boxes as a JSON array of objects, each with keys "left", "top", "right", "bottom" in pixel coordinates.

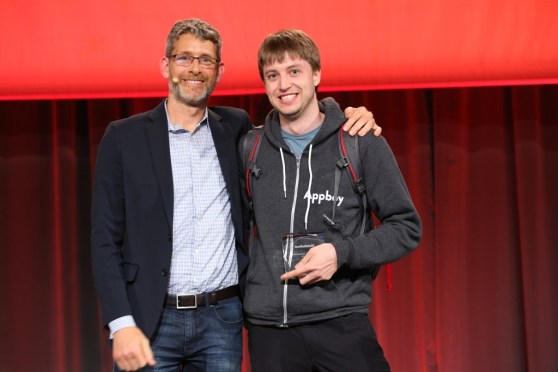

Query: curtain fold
[{"left": 0, "top": 86, "right": 556, "bottom": 371}]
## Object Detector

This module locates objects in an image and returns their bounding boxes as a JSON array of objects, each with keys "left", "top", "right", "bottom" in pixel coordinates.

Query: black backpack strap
[
  {"left": 335, "top": 130, "right": 367, "bottom": 235},
  {"left": 242, "top": 127, "right": 264, "bottom": 201},
  {"left": 334, "top": 129, "right": 381, "bottom": 281}
]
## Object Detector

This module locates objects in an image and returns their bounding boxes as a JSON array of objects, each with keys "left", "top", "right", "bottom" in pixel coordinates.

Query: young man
[
  {"left": 241, "top": 30, "right": 422, "bottom": 371},
  {"left": 91, "top": 19, "right": 379, "bottom": 371}
]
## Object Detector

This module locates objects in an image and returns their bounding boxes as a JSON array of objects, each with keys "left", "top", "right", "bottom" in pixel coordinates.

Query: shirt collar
[{"left": 164, "top": 99, "right": 209, "bottom": 133}]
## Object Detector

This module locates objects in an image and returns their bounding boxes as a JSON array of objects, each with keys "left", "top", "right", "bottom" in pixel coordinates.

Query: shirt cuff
[{"left": 108, "top": 315, "right": 136, "bottom": 339}]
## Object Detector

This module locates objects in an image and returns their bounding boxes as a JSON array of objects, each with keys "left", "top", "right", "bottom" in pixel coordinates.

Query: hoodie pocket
[
  {"left": 246, "top": 246, "right": 284, "bottom": 287},
  {"left": 286, "top": 275, "right": 347, "bottom": 318},
  {"left": 244, "top": 244, "right": 286, "bottom": 319},
  {"left": 246, "top": 243, "right": 263, "bottom": 284}
]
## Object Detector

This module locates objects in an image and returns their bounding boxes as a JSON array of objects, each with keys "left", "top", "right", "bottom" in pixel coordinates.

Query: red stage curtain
[{"left": 0, "top": 86, "right": 556, "bottom": 371}]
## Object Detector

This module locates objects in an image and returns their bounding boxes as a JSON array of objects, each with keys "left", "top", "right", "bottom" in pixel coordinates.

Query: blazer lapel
[
  {"left": 208, "top": 110, "right": 242, "bottom": 241},
  {"left": 146, "top": 101, "right": 174, "bottom": 229}
]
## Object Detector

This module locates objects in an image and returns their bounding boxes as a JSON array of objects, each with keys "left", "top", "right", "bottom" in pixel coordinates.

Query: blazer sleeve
[{"left": 90, "top": 122, "right": 132, "bottom": 326}]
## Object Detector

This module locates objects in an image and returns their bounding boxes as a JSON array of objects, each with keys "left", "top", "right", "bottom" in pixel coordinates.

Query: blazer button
[
  {"left": 161, "top": 269, "right": 169, "bottom": 277},
  {"left": 168, "top": 234, "right": 172, "bottom": 242}
]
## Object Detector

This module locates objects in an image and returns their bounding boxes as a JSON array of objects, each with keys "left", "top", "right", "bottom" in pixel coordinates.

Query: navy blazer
[{"left": 91, "top": 100, "right": 252, "bottom": 338}]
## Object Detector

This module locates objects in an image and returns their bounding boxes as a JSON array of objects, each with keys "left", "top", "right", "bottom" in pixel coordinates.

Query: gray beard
[{"left": 170, "top": 81, "right": 216, "bottom": 108}]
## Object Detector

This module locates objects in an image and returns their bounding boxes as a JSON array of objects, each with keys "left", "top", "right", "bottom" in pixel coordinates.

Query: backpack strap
[
  {"left": 333, "top": 129, "right": 381, "bottom": 281},
  {"left": 334, "top": 130, "right": 367, "bottom": 235},
  {"left": 242, "top": 127, "right": 264, "bottom": 202}
]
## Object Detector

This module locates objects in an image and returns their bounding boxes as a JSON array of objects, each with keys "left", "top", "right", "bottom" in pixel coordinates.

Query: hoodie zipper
[{"left": 282, "top": 156, "right": 301, "bottom": 326}]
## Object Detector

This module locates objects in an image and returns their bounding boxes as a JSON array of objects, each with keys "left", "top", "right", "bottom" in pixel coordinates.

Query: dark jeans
[
  {"left": 137, "top": 297, "right": 243, "bottom": 372},
  {"left": 247, "top": 313, "right": 390, "bottom": 372}
]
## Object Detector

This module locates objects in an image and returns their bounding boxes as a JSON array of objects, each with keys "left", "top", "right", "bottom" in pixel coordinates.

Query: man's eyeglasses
[{"left": 171, "top": 54, "right": 219, "bottom": 68}]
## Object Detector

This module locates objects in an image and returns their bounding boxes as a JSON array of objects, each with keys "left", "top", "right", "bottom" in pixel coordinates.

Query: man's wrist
[{"left": 108, "top": 315, "right": 136, "bottom": 339}]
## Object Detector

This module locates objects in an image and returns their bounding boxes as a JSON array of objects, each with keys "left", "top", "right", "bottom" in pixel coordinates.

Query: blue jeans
[{"left": 141, "top": 297, "right": 243, "bottom": 372}]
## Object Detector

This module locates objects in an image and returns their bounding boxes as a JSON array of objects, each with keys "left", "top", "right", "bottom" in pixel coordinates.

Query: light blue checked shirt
[
  {"left": 166, "top": 107, "right": 238, "bottom": 295},
  {"left": 109, "top": 102, "right": 238, "bottom": 336}
]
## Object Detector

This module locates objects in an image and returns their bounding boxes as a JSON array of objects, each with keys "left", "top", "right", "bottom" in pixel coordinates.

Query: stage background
[
  {"left": 1, "top": 1, "right": 557, "bottom": 371},
  {"left": 1, "top": 86, "right": 557, "bottom": 371}
]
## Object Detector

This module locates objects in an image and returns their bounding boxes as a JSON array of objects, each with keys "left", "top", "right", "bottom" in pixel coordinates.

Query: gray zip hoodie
[{"left": 242, "top": 98, "right": 422, "bottom": 327}]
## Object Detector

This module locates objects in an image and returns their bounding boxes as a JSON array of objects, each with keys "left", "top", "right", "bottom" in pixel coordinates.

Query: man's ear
[
  {"left": 313, "top": 69, "right": 321, "bottom": 87},
  {"left": 216, "top": 62, "right": 225, "bottom": 83},
  {"left": 160, "top": 57, "right": 170, "bottom": 79}
]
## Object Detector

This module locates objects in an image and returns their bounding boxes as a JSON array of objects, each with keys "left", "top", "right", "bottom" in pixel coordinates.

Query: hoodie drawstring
[
  {"left": 304, "top": 144, "right": 313, "bottom": 230},
  {"left": 280, "top": 147, "right": 287, "bottom": 198}
]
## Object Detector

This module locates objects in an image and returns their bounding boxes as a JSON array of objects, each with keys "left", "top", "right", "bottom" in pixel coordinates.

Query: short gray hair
[{"left": 165, "top": 18, "right": 222, "bottom": 61}]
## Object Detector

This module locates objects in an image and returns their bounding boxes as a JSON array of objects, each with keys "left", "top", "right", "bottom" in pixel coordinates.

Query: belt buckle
[{"left": 176, "top": 293, "right": 197, "bottom": 309}]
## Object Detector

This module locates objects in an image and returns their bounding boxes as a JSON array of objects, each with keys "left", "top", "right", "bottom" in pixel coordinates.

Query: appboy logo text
[{"left": 303, "top": 190, "right": 344, "bottom": 207}]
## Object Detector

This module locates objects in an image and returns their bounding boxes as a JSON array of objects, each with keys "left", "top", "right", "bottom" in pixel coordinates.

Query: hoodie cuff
[{"left": 333, "top": 240, "right": 353, "bottom": 268}]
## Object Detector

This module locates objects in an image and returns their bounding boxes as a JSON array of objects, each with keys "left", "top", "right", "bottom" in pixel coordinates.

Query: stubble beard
[{"left": 170, "top": 79, "right": 217, "bottom": 108}]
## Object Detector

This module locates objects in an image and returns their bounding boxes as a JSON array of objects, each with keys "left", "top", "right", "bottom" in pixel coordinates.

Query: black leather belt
[{"left": 166, "top": 285, "right": 240, "bottom": 309}]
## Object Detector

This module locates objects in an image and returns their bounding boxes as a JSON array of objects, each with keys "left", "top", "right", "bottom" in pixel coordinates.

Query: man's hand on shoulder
[
  {"left": 343, "top": 106, "right": 382, "bottom": 137},
  {"left": 113, "top": 326, "right": 156, "bottom": 371}
]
